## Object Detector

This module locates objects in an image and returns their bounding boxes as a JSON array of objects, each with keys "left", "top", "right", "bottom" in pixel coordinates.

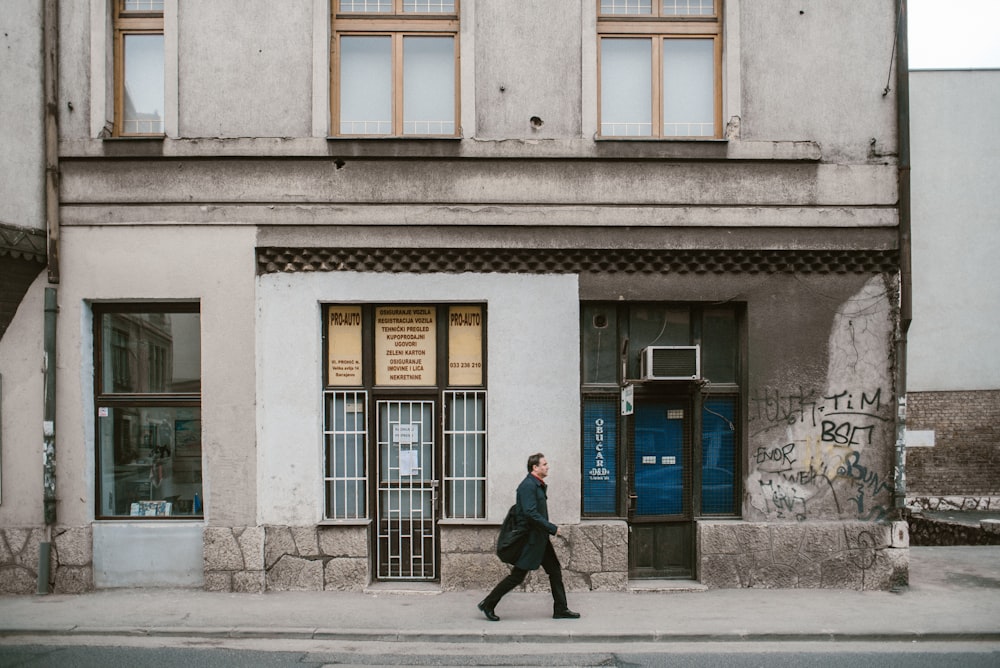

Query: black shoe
[
  {"left": 478, "top": 599, "right": 500, "bottom": 622},
  {"left": 553, "top": 609, "right": 581, "bottom": 619}
]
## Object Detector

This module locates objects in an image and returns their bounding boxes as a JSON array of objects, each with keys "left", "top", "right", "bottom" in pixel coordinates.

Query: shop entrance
[
  {"left": 627, "top": 396, "right": 694, "bottom": 579},
  {"left": 375, "top": 399, "right": 438, "bottom": 580}
]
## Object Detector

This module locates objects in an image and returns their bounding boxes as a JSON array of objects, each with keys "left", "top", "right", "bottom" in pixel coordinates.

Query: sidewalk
[{"left": 0, "top": 546, "right": 998, "bottom": 644}]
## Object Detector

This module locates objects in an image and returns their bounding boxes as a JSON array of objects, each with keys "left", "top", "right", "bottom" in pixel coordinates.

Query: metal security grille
[
  {"left": 323, "top": 391, "right": 368, "bottom": 520},
  {"left": 376, "top": 400, "right": 437, "bottom": 580},
  {"left": 443, "top": 391, "right": 487, "bottom": 519}
]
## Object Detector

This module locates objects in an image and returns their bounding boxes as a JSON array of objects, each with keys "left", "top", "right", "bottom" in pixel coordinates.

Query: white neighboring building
[{"left": 907, "top": 69, "right": 1000, "bottom": 509}]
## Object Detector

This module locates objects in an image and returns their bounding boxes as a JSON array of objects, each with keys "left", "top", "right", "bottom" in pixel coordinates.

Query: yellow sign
[
  {"left": 375, "top": 306, "right": 436, "bottom": 386},
  {"left": 327, "top": 306, "right": 363, "bottom": 385},
  {"left": 448, "top": 305, "right": 483, "bottom": 386}
]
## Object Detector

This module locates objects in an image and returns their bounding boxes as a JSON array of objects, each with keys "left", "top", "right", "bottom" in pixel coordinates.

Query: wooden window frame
[
  {"left": 597, "top": 0, "right": 723, "bottom": 139},
  {"left": 113, "top": 0, "right": 165, "bottom": 137},
  {"left": 331, "top": 0, "right": 461, "bottom": 138}
]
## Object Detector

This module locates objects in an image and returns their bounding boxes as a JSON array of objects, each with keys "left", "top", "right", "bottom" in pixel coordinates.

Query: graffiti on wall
[
  {"left": 748, "top": 386, "right": 893, "bottom": 521},
  {"left": 746, "top": 276, "right": 898, "bottom": 522}
]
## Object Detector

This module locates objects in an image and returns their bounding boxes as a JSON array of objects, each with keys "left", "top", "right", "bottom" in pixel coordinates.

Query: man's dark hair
[{"left": 527, "top": 453, "right": 545, "bottom": 473}]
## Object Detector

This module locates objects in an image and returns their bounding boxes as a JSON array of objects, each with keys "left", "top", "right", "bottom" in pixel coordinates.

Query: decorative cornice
[
  {"left": 0, "top": 223, "right": 47, "bottom": 264},
  {"left": 257, "top": 247, "right": 898, "bottom": 276}
]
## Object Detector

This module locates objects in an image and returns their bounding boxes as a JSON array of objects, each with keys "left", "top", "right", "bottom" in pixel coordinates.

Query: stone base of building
[
  {"left": 697, "top": 521, "right": 909, "bottom": 590},
  {"left": 0, "top": 526, "right": 93, "bottom": 595},
  {"left": 200, "top": 520, "right": 906, "bottom": 593}
]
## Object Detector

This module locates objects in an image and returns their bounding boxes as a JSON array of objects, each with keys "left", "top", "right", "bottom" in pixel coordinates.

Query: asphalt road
[{"left": 1, "top": 638, "right": 999, "bottom": 667}]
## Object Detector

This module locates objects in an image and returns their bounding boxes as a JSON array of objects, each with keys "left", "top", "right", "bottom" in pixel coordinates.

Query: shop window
[
  {"left": 701, "top": 396, "right": 737, "bottom": 514},
  {"left": 579, "top": 303, "right": 741, "bottom": 518},
  {"left": 323, "top": 304, "right": 486, "bottom": 520},
  {"left": 94, "top": 303, "right": 202, "bottom": 518},
  {"left": 598, "top": 0, "right": 721, "bottom": 138},
  {"left": 332, "top": 0, "right": 459, "bottom": 136},
  {"left": 113, "top": 0, "right": 165, "bottom": 136}
]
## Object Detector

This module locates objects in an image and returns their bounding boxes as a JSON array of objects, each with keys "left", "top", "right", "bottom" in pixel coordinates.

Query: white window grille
[
  {"left": 324, "top": 390, "right": 369, "bottom": 520},
  {"left": 444, "top": 390, "right": 487, "bottom": 519}
]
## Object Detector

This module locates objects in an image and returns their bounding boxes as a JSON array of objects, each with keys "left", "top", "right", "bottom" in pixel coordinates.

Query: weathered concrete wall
[
  {"left": 699, "top": 521, "right": 908, "bottom": 590},
  {"left": 740, "top": 0, "right": 898, "bottom": 162},
  {"left": 178, "top": 0, "right": 314, "bottom": 137},
  {"left": 745, "top": 275, "right": 898, "bottom": 523},
  {"left": 474, "top": 0, "right": 582, "bottom": 139},
  {"left": 0, "top": 275, "right": 47, "bottom": 525},
  {"left": 0, "top": 0, "right": 44, "bottom": 231}
]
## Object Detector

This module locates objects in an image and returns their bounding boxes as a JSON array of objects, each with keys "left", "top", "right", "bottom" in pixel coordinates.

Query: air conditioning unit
[{"left": 640, "top": 346, "right": 701, "bottom": 381}]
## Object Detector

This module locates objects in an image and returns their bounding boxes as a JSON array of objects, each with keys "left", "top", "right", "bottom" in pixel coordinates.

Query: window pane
[
  {"left": 403, "top": 0, "right": 456, "bottom": 11},
  {"left": 340, "top": 36, "right": 392, "bottom": 135},
  {"left": 628, "top": 306, "right": 689, "bottom": 377},
  {"left": 701, "top": 397, "right": 736, "bottom": 514},
  {"left": 702, "top": 307, "right": 738, "bottom": 383},
  {"left": 124, "top": 0, "right": 164, "bottom": 11},
  {"left": 325, "top": 391, "right": 368, "bottom": 519},
  {"left": 601, "top": 0, "right": 652, "bottom": 15},
  {"left": 662, "top": 0, "right": 714, "bottom": 15},
  {"left": 583, "top": 397, "right": 618, "bottom": 515},
  {"left": 101, "top": 312, "right": 200, "bottom": 393},
  {"left": 123, "top": 34, "right": 164, "bottom": 134},
  {"left": 600, "top": 38, "right": 652, "bottom": 137},
  {"left": 403, "top": 36, "right": 455, "bottom": 135},
  {"left": 339, "top": 0, "right": 392, "bottom": 12},
  {"left": 582, "top": 304, "right": 618, "bottom": 385},
  {"left": 98, "top": 406, "right": 202, "bottom": 517},
  {"left": 662, "top": 38, "right": 715, "bottom": 137},
  {"left": 445, "top": 391, "right": 486, "bottom": 519}
]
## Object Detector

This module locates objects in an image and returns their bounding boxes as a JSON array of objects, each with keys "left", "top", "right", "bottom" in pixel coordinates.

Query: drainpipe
[
  {"left": 39, "top": 0, "right": 60, "bottom": 595},
  {"left": 893, "top": 0, "right": 912, "bottom": 517}
]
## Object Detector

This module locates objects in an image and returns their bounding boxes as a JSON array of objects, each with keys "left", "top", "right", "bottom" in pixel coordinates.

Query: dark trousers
[{"left": 483, "top": 540, "right": 568, "bottom": 612}]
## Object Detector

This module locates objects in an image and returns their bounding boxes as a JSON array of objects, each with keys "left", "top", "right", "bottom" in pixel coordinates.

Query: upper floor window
[
  {"left": 332, "top": 0, "right": 460, "bottom": 137},
  {"left": 113, "top": 0, "right": 165, "bottom": 136},
  {"left": 598, "top": 0, "right": 721, "bottom": 138}
]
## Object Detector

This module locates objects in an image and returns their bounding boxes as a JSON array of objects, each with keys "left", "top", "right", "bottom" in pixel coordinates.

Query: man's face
[{"left": 533, "top": 457, "right": 550, "bottom": 479}]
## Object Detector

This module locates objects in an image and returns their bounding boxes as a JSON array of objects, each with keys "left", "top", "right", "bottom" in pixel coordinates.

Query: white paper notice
[{"left": 399, "top": 449, "right": 419, "bottom": 477}]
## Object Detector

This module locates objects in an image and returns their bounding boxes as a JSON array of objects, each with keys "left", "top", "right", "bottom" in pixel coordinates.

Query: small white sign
[
  {"left": 98, "top": 407, "right": 109, "bottom": 418},
  {"left": 905, "top": 429, "right": 936, "bottom": 448},
  {"left": 399, "top": 449, "right": 419, "bottom": 476},
  {"left": 621, "top": 384, "right": 634, "bottom": 416},
  {"left": 393, "top": 423, "right": 419, "bottom": 445}
]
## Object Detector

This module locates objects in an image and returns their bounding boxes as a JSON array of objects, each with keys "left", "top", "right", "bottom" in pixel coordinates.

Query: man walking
[{"left": 478, "top": 453, "right": 581, "bottom": 621}]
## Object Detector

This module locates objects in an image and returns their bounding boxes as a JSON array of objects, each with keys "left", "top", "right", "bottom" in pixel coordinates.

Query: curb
[{"left": 3, "top": 627, "right": 1000, "bottom": 644}]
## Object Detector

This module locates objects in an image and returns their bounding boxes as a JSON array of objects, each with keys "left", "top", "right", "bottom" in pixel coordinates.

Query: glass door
[
  {"left": 628, "top": 397, "right": 694, "bottom": 578},
  {"left": 376, "top": 399, "right": 438, "bottom": 580}
]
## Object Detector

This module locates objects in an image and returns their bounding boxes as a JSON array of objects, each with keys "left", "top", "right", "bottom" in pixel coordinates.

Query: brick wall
[{"left": 907, "top": 390, "right": 1000, "bottom": 496}]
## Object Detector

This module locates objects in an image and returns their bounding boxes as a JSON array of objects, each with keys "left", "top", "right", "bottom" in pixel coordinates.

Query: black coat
[{"left": 514, "top": 473, "right": 558, "bottom": 570}]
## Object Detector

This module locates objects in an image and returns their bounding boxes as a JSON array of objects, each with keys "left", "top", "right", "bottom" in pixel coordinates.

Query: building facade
[
  {"left": 1, "top": 0, "right": 909, "bottom": 595},
  {"left": 905, "top": 69, "right": 1000, "bottom": 520}
]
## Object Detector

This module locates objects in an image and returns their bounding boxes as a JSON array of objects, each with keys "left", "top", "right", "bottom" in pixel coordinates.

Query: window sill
[
  {"left": 317, "top": 518, "right": 372, "bottom": 527},
  {"left": 102, "top": 134, "right": 166, "bottom": 141}
]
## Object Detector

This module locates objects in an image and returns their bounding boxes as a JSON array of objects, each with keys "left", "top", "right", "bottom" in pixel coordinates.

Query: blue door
[{"left": 629, "top": 398, "right": 693, "bottom": 578}]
